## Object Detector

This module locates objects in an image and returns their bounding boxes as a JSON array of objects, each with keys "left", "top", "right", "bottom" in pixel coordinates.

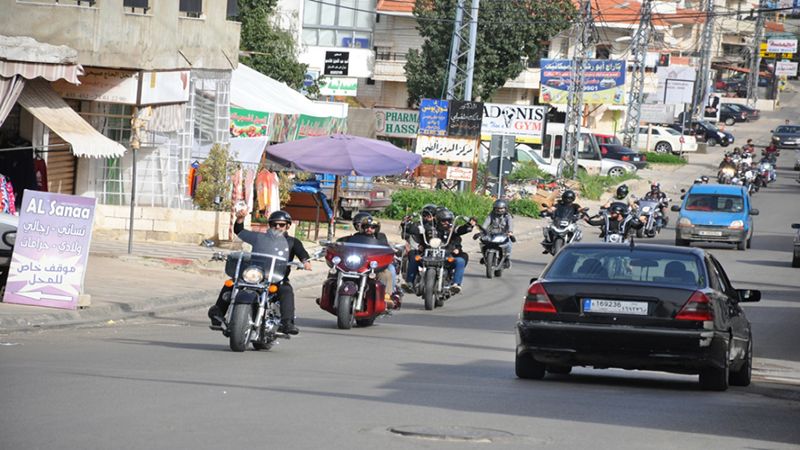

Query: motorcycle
[
  {"left": 540, "top": 204, "right": 586, "bottom": 255},
  {"left": 409, "top": 216, "right": 469, "bottom": 310},
  {"left": 317, "top": 237, "right": 401, "bottom": 329},
  {"left": 718, "top": 166, "right": 736, "bottom": 184},
  {"left": 211, "top": 249, "right": 301, "bottom": 352},
  {"left": 635, "top": 199, "right": 667, "bottom": 238},
  {"left": 474, "top": 225, "right": 515, "bottom": 279},
  {"left": 598, "top": 205, "right": 636, "bottom": 244}
]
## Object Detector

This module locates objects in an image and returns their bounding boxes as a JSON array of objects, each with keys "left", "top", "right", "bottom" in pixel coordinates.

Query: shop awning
[
  {"left": 1, "top": 35, "right": 83, "bottom": 84},
  {"left": 0, "top": 60, "right": 82, "bottom": 84},
  {"left": 16, "top": 79, "right": 126, "bottom": 158},
  {"left": 192, "top": 137, "right": 268, "bottom": 166}
]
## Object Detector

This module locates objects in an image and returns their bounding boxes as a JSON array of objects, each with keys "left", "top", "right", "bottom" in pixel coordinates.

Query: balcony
[{"left": 374, "top": 51, "right": 408, "bottom": 82}]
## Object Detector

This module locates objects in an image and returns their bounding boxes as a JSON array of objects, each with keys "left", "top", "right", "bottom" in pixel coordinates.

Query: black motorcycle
[
  {"left": 474, "top": 225, "right": 515, "bottom": 279},
  {"left": 635, "top": 199, "right": 667, "bottom": 238},
  {"left": 212, "top": 250, "right": 302, "bottom": 352},
  {"left": 540, "top": 204, "right": 587, "bottom": 255}
]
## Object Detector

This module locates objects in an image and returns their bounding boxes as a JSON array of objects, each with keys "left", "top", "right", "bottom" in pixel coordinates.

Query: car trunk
[{"left": 540, "top": 280, "right": 700, "bottom": 329}]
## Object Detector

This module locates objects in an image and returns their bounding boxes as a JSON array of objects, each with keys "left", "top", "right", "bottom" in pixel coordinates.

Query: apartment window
[
  {"left": 303, "top": 0, "right": 375, "bottom": 48},
  {"left": 180, "top": 0, "right": 203, "bottom": 18},
  {"left": 226, "top": 0, "right": 239, "bottom": 19},
  {"left": 528, "top": 44, "right": 550, "bottom": 68},
  {"left": 595, "top": 45, "right": 611, "bottom": 60},
  {"left": 18, "top": 0, "right": 96, "bottom": 5},
  {"left": 123, "top": 0, "right": 149, "bottom": 12}
]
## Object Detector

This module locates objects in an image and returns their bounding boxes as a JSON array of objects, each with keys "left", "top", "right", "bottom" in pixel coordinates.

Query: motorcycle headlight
[
  {"left": 331, "top": 256, "right": 342, "bottom": 265},
  {"left": 345, "top": 254, "right": 363, "bottom": 269},
  {"left": 241, "top": 266, "right": 265, "bottom": 284},
  {"left": 722, "top": 167, "right": 735, "bottom": 176},
  {"left": 491, "top": 235, "right": 506, "bottom": 243},
  {"left": 567, "top": 223, "right": 576, "bottom": 232},
  {"left": 559, "top": 220, "right": 569, "bottom": 227},
  {"left": 429, "top": 237, "right": 442, "bottom": 248},
  {"left": 641, "top": 206, "right": 651, "bottom": 213}
]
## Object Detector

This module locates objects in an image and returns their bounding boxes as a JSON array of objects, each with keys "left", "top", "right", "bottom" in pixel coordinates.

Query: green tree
[
  {"left": 237, "top": 0, "right": 307, "bottom": 90},
  {"left": 194, "top": 144, "right": 233, "bottom": 211},
  {"left": 405, "top": 0, "right": 575, "bottom": 105}
]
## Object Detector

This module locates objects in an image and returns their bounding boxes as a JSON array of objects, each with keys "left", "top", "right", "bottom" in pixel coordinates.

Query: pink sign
[{"left": 3, "top": 191, "right": 96, "bottom": 310}]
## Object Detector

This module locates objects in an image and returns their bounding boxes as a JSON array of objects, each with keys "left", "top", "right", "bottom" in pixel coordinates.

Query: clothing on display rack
[
  {"left": 0, "top": 149, "right": 35, "bottom": 210},
  {"left": 256, "top": 169, "right": 280, "bottom": 214},
  {"left": 34, "top": 155, "right": 48, "bottom": 192},
  {"left": 187, "top": 161, "right": 200, "bottom": 197},
  {"left": 0, "top": 174, "right": 16, "bottom": 214}
]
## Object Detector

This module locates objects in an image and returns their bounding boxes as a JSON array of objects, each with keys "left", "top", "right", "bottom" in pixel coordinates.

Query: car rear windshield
[
  {"left": 546, "top": 248, "right": 704, "bottom": 287},
  {"left": 685, "top": 194, "right": 744, "bottom": 212}
]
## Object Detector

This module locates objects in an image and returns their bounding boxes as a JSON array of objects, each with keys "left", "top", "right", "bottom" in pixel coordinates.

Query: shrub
[
  {"left": 506, "top": 161, "right": 552, "bottom": 182},
  {"left": 578, "top": 172, "right": 639, "bottom": 201},
  {"left": 508, "top": 198, "right": 540, "bottom": 217},
  {"left": 643, "top": 152, "right": 687, "bottom": 164},
  {"left": 382, "top": 189, "right": 540, "bottom": 219}
]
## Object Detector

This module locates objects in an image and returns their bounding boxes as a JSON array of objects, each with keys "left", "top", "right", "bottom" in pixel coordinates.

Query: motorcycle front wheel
[
  {"left": 484, "top": 252, "right": 496, "bottom": 279},
  {"left": 229, "top": 303, "right": 253, "bottom": 352},
  {"left": 423, "top": 268, "right": 436, "bottom": 311},
  {"left": 337, "top": 295, "right": 354, "bottom": 329},
  {"left": 552, "top": 238, "right": 564, "bottom": 255}
]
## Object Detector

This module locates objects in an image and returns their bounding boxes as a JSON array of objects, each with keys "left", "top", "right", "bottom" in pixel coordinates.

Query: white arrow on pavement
[{"left": 14, "top": 291, "right": 73, "bottom": 302}]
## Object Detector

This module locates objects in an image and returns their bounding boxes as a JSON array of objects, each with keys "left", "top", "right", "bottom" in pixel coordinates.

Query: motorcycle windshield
[
  {"left": 553, "top": 205, "right": 577, "bottom": 221},
  {"left": 328, "top": 235, "right": 394, "bottom": 271},
  {"left": 638, "top": 200, "right": 659, "bottom": 211}
]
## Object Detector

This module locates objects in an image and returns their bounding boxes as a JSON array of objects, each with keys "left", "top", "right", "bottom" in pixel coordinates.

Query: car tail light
[
  {"left": 621, "top": 155, "right": 630, "bottom": 161},
  {"left": 640, "top": 154, "right": 646, "bottom": 160},
  {"left": 524, "top": 282, "right": 556, "bottom": 313},
  {"left": 675, "top": 291, "right": 714, "bottom": 321}
]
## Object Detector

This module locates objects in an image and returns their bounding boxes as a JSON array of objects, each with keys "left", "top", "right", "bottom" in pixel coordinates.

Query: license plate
[
  {"left": 633, "top": 156, "right": 640, "bottom": 161},
  {"left": 699, "top": 230, "right": 723, "bottom": 236},
  {"left": 582, "top": 298, "right": 648, "bottom": 315}
]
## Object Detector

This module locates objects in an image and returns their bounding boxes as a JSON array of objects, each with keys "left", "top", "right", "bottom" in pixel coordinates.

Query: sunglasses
[
  {"left": 365, "top": 225, "right": 379, "bottom": 229},
  {"left": 270, "top": 222, "right": 288, "bottom": 228}
]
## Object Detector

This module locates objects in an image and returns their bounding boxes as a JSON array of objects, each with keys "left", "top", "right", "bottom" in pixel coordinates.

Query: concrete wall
[
  {"left": 1, "top": 0, "right": 240, "bottom": 71},
  {"left": 93, "top": 205, "right": 237, "bottom": 244}
]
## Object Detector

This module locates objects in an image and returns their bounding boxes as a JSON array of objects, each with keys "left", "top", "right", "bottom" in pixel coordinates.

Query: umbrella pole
[{"left": 328, "top": 175, "right": 340, "bottom": 241}]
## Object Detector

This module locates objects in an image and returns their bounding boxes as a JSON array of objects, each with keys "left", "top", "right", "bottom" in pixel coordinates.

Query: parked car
[
  {"left": 725, "top": 103, "right": 760, "bottom": 121},
  {"left": 720, "top": 104, "right": 748, "bottom": 126},
  {"left": 515, "top": 143, "right": 638, "bottom": 178},
  {"left": 792, "top": 224, "right": 800, "bottom": 268},
  {"left": 0, "top": 213, "right": 17, "bottom": 290},
  {"left": 671, "top": 183, "right": 758, "bottom": 251},
  {"left": 635, "top": 126, "right": 698, "bottom": 154},
  {"left": 515, "top": 242, "right": 759, "bottom": 390},
  {"left": 770, "top": 125, "right": 800, "bottom": 149},
  {"left": 668, "top": 121, "right": 734, "bottom": 147}
]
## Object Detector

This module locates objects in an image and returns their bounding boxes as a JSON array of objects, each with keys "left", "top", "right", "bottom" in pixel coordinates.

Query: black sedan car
[
  {"left": 594, "top": 134, "right": 647, "bottom": 169},
  {"left": 668, "top": 120, "right": 734, "bottom": 147},
  {"left": 726, "top": 103, "right": 760, "bottom": 121},
  {"left": 515, "top": 243, "right": 760, "bottom": 391},
  {"left": 770, "top": 125, "right": 800, "bottom": 149},
  {"left": 720, "top": 104, "right": 748, "bottom": 125}
]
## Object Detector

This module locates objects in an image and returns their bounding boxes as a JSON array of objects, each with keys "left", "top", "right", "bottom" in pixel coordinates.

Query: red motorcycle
[{"left": 317, "top": 236, "right": 400, "bottom": 329}]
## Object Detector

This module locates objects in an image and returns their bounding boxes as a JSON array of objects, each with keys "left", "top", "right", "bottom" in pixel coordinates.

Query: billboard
[
  {"left": 418, "top": 99, "right": 449, "bottom": 136},
  {"left": 480, "top": 103, "right": 547, "bottom": 144},
  {"left": 539, "top": 59, "right": 626, "bottom": 105},
  {"left": 374, "top": 108, "right": 418, "bottom": 138},
  {"left": 415, "top": 135, "right": 477, "bottom": 163}
]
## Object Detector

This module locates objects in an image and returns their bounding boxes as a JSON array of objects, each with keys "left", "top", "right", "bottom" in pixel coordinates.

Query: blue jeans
[
  {"left": 451, "top": 256, "right": 466, "bottom": 285},
  {"left": 406, "top": 251, "right": 420, "bottom": 283}
]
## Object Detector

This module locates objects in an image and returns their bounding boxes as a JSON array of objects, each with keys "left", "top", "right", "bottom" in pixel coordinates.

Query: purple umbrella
[{"left": 266, "top": 134, "right": 421, "bottom": 176}]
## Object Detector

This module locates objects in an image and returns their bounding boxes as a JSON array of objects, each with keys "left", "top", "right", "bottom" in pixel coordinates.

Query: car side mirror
[
  {"left": 749, "top": 209, "right": 759, "bottom": 215},
  {"left": 680, "top": 188, "right": 686, "bottom": 193},
  {"left": 670, "top": 205, "right": 681, "bottom": 212},
  {"left": 529, "top": 277, "right": 538, "bottom": 285},
  {"left": 737, "top": 289, "right": 761, "bottom": 303},
  {"left": 792, "top": 223, "right": 800, "bottom": 229},
  {"left": 319, "top": 239, "right": 330, "bottom": 246}
]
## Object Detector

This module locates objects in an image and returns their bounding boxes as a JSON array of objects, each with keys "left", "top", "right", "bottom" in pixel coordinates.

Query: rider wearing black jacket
[
  {"left": 586, "top": 203, "right": 645, "bottom": 239},
  {"left": 208, "top": 210, "right": 311, "bottom": 335}
]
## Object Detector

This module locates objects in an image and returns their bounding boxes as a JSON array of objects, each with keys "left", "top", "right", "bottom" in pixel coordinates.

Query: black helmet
[
  {"left": 561, "top": 190, "right": 576, "bottom": 204},
  {"left": 435, "top": 208, "right": 455, "bottom": 224},
  {"left": 358, "top": 216, "right": 381, "bottom": 234},
  {"left": 268, "top": 210, "right": 292, "bottom": 226},
  {"left": 352, "top": 211, "right": 372, "bottom": 229},
  {"left": 615, "top": 184, "right": 629, "bottom": 200},
  {"left": 421, "top": 203, "right": 437, "bottom": 219},
  {"left": 650, "top": 182, "right": 661, "bottom": 192},
  {"left": 492, "top": 199, "right": 508, "bottom": 215},
  {"left": 609, "top": 203, "right": 626, "bottom": 215}
]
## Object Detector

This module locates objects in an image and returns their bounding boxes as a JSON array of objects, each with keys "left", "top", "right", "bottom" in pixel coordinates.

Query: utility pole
[
  {"left": 622, "top": 0, "right": 654, "bottom": 149},
  {"left": 445, "top": 0, "right": 480, "bottom": 192},
  {"left": 563, "top": 0, "right": 593, "bottom": 178},
  {"left": 691, "top": 0, "right": 715, "bottom": 119},
  {"left": 747, "top": 0, "right": 766, "bottom": 108},
  {"left": 446, "top": 0, "right": 479, "bottom": 101}
]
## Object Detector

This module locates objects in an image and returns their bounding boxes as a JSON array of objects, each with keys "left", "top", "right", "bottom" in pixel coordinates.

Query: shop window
[
  {"left": 180, "top": 0, "right": 203, "bottom": 18},
  {"left": 302, "top": 0, "right": 375, "bottom": 48}
]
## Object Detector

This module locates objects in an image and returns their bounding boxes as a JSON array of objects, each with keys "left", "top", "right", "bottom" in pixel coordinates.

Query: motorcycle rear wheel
[
  {"left": 484, "top": 252, "right": 496, "bottom": 279},
  {"left": 423, "top": 269, "right": 436, "bottom": 311},
  {"left": 337, "top": 295, "right": 354, "bottom": 329},
  {"left": 229, "top": 303, "right": 253, "bottom": 352}
]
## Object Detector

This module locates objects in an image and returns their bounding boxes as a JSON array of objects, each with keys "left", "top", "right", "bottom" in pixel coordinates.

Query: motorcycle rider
[
  {"left": 743, "top": 139, "right": 755, "bottom": 155},
  {"left": 401, "top": 204, "right": 437, "bottom": 291},
  {"left": 641, "top": 182, "right": 669, "bottom": 227},
  {"left": 337, "top": 215, "right": 399, "bottom": 308},
  {"left": 208, "top": 210, "right": 312, "bottom": 335},
  {"left": 719, "top": 153, "right": 737, "bottom": 172},
  {"left": 480, "top": 199, "right": 514, "bottom": 268},
  {"left": 764, "top": 139, "right": 779, "bottom": 157},
  {"left": 542, "top": 190, "right": 583, "bottom": 253},
  {"left": 585, "top": 203, "right": 646, "bottom": 240},
  {"left": 603, "top": 184, "right": 636, "bottom": 210}
]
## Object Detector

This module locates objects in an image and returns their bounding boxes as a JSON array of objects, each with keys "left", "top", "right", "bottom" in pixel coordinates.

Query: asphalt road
[{"left": 2, "top": 125, "right": 800, "bottom": 449}]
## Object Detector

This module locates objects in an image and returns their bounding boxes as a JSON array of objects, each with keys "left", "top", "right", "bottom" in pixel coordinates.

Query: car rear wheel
[
  {"left": 725, "top": 117, "right": 735, "bottom": 126},
  {"left": 607, "top": 166, "right": 626, "bottom": 178},
  {"left": 654, "top": 141, "right": 672, "bottom": 154},
  {"left": 699, "top": 353, "right": 730, "bottom": 391},
  {"left": 729, "top": 338, "right": 752, "bottom": 387},
  {"left": 515, "top": 353, "right": 546, "bottom": 379}
]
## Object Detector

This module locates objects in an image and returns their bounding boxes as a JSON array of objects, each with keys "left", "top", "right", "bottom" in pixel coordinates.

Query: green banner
[
  {"left": 230, "top": 107, "right": 271, "bottom": 138},
  {"left": 294, "top": 114, "right": 347, "bottom": 140}
]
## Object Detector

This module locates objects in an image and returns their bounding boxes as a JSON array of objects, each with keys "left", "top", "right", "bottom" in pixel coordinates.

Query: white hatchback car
[
  {"left": 636, "top": 126, "right": 698, "bottom": 154},
  {"left": 516, "top": 144, "right": 638, "bottom": 178}
]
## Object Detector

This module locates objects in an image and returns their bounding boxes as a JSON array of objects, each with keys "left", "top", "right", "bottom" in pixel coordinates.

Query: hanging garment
[
  {"left": 268, "top": 171, "right": 280, "bottom": 214},
  {"left": 33, "top": 157, "right": 48, "bottom": 191},
  {"left": 244, "top": 168, "right": 256, "bottom": 212},
  {"left": 187, "top": 161, "right": 200, "bottom": 197},
  {"left": 256, "top": 169, "right": 271, "bottom": 211},
  {"left": 0, "top": 149, "right": 35, "bottom": 210},
  {"left": 0, "top": 175, "right": 16, "bottom": 214}
]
